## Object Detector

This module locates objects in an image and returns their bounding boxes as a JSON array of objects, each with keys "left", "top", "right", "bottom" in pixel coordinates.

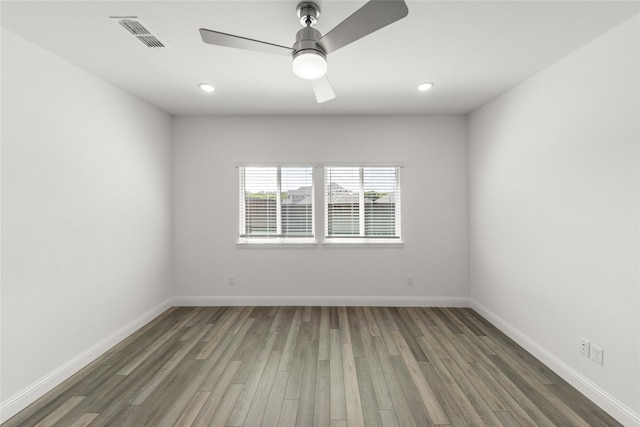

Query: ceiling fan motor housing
[{"left": 293, "top": 26, "right": 325, "bottom": 58}]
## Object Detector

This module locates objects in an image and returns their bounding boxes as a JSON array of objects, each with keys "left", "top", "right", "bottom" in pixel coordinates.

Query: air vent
[{"left": 111, "top": 16, "right": 165, "bottom": 48}]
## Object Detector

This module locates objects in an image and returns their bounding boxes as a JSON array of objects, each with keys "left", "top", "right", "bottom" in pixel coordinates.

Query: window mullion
[
  {"left": 395, "top": 167, "right": 401, "bottom": 238},
  {"left": 359, "top": 167, "right": 365, "bottom": 237},
  {"left": 324, "top": 167, "right": 329, "bottom": 238},
  {"left": 276, "top": 167, "right": 282, "bottom": 236},
  {"left": 239, "top": 167, "right": 246, "bottom": 236}
]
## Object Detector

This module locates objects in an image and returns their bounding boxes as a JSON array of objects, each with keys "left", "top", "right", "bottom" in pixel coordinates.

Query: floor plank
[
  {"left": 33, "top": 396, "right": 85, "bottom": 427},
  {"left": 329, "top": 328, "right": 347, "bottom": 421}
]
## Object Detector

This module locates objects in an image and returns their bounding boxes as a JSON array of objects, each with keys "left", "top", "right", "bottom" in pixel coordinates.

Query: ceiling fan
[{"left": 199, "top": 0, "right": 409, "bottom": 103}]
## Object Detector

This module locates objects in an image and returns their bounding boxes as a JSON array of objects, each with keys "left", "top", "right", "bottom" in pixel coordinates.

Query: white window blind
[
  {"left": 239, "top": 166, "right": 314, "bottom": 239},
  {"left": 325, "top": 166, "right": 401, "bottom": 240}
]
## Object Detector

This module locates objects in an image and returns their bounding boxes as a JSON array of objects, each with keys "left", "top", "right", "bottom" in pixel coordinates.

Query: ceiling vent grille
[{"left": 111, "top": 16, "right": 165, "bottom": 48}]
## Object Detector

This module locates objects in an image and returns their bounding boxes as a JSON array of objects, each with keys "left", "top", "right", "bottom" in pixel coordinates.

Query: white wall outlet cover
[
  {"left": 591, "top": 344, "right": 604, "bottom": 365},
  {"left": 579, "top": 337, "right": 590, "bottom": 357}
]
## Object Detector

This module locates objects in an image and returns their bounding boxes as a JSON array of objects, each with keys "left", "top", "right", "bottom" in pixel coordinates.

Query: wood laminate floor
[{"left": 2, "top": 307, "right": 621, "bottom": 427}]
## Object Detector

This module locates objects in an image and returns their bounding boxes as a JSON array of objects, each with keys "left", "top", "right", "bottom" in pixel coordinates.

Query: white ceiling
[{"left": 2, "top": 1, "right": 638, "bottom": 116}]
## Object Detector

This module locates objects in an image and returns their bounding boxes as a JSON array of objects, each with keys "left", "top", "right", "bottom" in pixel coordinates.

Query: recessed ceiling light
[
  {"left": 418, "top": 82, "right": 434, "bottom": 92},
  {"left": 199, "top": 83, "right": 215, "bottom": 93}
]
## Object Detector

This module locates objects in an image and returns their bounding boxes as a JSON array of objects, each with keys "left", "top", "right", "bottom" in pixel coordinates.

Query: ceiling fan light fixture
[
  {"left": 418, "top": 82, "right": 434, "bottom": 92},
  {"left": 292, "top": 50, "right": 327, "bottom": 80},
  {"left": 199, "top": 83, "right": 216, "bottom": 93}
]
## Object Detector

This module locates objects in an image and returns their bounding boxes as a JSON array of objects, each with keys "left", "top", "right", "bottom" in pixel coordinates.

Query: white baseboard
[
  {"left": 470, "top": 299, "right": 640, "bottom": 427},
  {"left": 0, "top": 297, "right": 173, "bottom": 424},
  {"left": 173, "top": 295, "right": 471, "bottom": 307}
]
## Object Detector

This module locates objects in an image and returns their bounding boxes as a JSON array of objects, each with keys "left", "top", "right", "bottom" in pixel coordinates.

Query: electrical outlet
[
  {"left": 579, "top": 337, "right": 590, "bottom": 357},
  {"left": 228, "top": 275, "right": 235, "bottom": 286},
  {"left": 591, "top": 344, "right": 604, "bottom": 365},
  {"left": 407, "top": 275, "right": 414, "bottom": 286}
]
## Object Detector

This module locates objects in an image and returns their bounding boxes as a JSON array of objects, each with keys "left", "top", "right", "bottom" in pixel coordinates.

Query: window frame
[
  {"left": 237, "top": 165, "right": 316, "bottom": 246},
  {"left": 323, "top": 165, "right": 403, "bottom": 246}
]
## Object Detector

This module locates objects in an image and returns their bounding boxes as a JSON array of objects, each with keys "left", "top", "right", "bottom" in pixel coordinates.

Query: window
[
  {"left": 325, "top": 166, "right": 401, "bottom": 242},
  {"left": 239, "top": 166, "right": 314, "bottom": 243}
]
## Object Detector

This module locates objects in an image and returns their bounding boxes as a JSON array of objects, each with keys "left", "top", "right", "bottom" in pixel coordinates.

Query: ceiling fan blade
[
  {"left": 200, "top": 28, "right": 292, "bottom": 56},
  {"left": 312, "top": 75, "right": 336, "bottom": 103},
  {"left": 318, "top": 0, "right": 408, "bottom": 55}
]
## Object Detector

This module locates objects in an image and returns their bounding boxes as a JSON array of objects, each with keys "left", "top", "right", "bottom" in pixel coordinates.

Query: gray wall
[
  {"left": 469, "top": 16, "right": 639, "bottom": 423},
  {"left": 1, "top": 29, "right": 173, "bottom": 420},
  {"left": 172, "top": 115, "right": 469, "bottom": 304}
]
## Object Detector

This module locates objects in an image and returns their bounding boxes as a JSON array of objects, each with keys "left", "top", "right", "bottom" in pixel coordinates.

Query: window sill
[
  {"left": 236, "top": 238, "right": 403, "bottom": 248},
  {"left": 322, "top": 238, "right": 404, "bottom": 248},
  {"left": 236, "top": 238, "right": 318, "bottom": 248}
]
